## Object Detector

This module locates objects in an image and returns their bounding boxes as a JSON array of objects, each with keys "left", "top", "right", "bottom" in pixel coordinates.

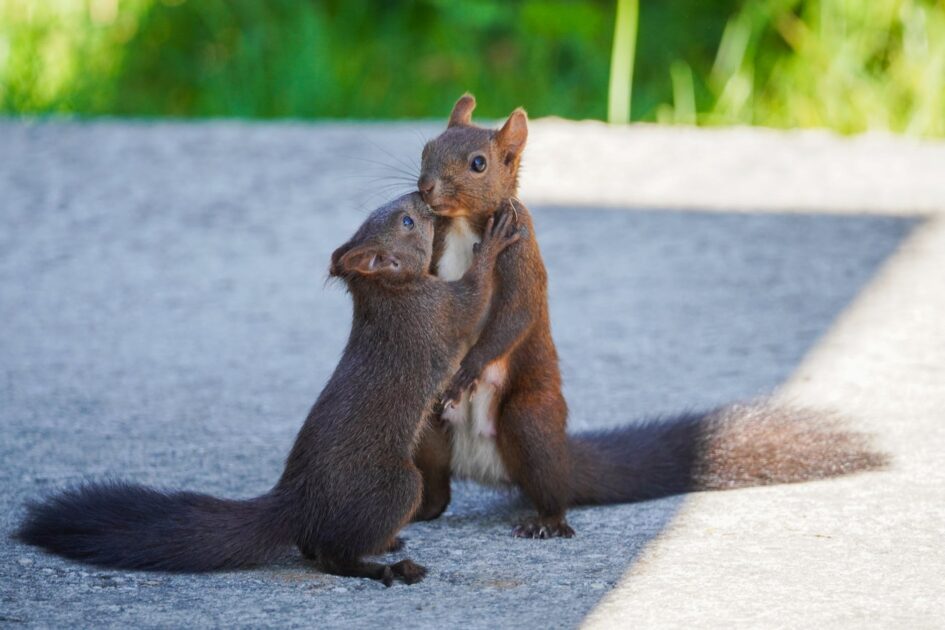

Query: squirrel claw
[
  {"left": 505, "top": 199, "right": 519, "bottom": 224},
  {"left": 440, "top": 397, "right": 463, "bottom": 424},
  {"left": 512, "top": 520, "right": 575, "bottom": 539},
  {"left": 466, "top": 379, "right": 479, "bottom": 401},
  {"left": 444, "top": 366, "right": 479, "bottom": 403}
]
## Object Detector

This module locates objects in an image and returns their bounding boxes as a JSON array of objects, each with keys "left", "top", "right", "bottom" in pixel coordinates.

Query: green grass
[
  {"left": 607, "top": 0, "right": 638, "bottom": 123},
  {"left": 1, "top": 0, "right": 943, "bottom": 136},
  {"left": 661, "top": 0, "right": 945, "bottom": 136}
]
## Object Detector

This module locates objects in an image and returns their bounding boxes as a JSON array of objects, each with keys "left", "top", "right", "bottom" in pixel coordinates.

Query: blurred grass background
[{"left": 1, "top": 0, "right": 943, "bottom": 136}]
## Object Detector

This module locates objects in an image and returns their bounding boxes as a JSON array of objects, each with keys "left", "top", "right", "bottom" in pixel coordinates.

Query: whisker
[
  {"left": 337, "top": 174, "right": 417, "bottom": 185},
  {"left": 367, "top": 137, "right": 421, "bottom": 178},
  {"left": 354, "top": 185, "right": 416, "bottom": 200},
  {"left": 410, "top": 128, "right": 432, "bottom": 154},
  {"left": 337, "top": 155, "right": 419, "bottom": 180},
  {"left": 355, "top": 133, "right": 421, "bottom": 179},
  {"left": 352, "top": 184, "right": 416, "bottom": 207}
]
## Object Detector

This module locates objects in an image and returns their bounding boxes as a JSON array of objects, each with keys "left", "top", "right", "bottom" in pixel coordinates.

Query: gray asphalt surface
[{"left": 0, "top": 121, "right": 917, "bottom": 628}]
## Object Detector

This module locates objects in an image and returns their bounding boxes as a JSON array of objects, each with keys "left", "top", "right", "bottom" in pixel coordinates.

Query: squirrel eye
[
  {"left": 402, "top": 214, "right": 415, "bottom": 229},
  {"left": 471, "top": 155, "right": 487, "bottom": 173}
]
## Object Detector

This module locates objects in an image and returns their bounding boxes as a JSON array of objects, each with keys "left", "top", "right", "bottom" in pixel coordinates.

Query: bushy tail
[
  {"left": 15, "top": 481, "right": 294, "bottom": 571},
  {"left": 568, "top": 403, "right": 888, "bottom": 505}
]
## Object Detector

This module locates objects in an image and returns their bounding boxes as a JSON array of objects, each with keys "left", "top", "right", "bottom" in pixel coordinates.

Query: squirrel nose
[{"left": 418, "top": 176, "right": 435, "bottom": 197}]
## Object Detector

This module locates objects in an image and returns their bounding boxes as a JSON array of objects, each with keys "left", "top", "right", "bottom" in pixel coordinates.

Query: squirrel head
[
  {"left": 330, "top": 192, "right": 435, "bottom": 286},
  {"left": 418, "top": 94, "right": 528, "bottom": 219}
]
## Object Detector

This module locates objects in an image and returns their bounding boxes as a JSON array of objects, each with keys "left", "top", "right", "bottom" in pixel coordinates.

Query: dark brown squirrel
[
  {"left": 15, "top": 192, "right": 521, "bottom": 586},
  {"left": 412, "top": 94, "right": 888, "bottom": 538}
]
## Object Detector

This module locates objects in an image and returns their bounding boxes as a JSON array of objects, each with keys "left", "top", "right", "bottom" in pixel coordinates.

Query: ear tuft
[
  {"left": 448, "top": 93, "right": 477, "bottom": 128},
  {"left": 496, "top": 107, "right": 528, "bottom": 163}
]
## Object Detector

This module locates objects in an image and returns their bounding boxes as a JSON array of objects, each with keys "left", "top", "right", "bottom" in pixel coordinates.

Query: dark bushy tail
[
  {"left": 15, "top": 481, "right": 293, "bottom": 571},
  {"left": 568, "top": 403, "right": 889, "bottom": 505}
]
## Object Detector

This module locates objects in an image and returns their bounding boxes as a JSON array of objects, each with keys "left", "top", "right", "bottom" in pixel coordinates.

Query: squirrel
[
  {"left": 15, "top": 192, "right": 521, "bottom": 586},
  {"left": 411, "top": 94, "right": 888, "bottom": 538}
]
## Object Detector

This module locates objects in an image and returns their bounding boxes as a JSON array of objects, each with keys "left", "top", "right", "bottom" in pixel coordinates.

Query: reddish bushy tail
[{"left": 568, "top": 403, "right": 888, "bottom": 505}]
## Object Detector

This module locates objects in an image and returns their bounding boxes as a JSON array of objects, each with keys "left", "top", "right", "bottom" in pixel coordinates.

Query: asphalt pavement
[{"left": 1, "top": 120, "right": 942, "bottom": 628}]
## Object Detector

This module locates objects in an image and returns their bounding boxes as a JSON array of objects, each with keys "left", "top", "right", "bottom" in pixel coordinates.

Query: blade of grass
[
  {"left": 670, "top": 60, "right": 696, "bottom": 124},
  {"left": 607, "top": 0, "right": 638, "bottom": 124}
]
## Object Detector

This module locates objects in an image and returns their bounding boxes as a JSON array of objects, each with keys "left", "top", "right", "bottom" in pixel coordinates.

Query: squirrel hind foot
[
  {"left": 390, "top": 559, "right": 427, "bottom": 585},
  {"left": 512, "top": 518, "right": 575, "bottom": 539}
]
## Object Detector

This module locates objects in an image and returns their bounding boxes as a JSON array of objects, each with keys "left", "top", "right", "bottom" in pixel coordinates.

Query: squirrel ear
[
  {"left": 329, "top": 241, "right": 354, "bottom": 274},
  {"left": 495, "top": 108, "right": 528, "bottom": 164},
  {"left": 332, "top": 244, "right": 402, "bottom": 278},
  {"left": 448, "top": 93, "right": 476, "bottom": 128}
]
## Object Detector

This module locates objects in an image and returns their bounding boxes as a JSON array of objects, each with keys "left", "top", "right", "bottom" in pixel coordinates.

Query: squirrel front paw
[
  {"left": 477, "top": 209, "right": 520, "bottom": 260},
  {"left": 441, "top": 365, "right": 479, "bottom": 410}
]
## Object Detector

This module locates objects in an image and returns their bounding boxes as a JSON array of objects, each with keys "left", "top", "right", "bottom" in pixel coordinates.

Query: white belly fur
[
  {"left": 436, "top": 218, "right": 511, "bottom": 487},
  {"left": 436, "top": 217, "right": 479, "bottom": 282}
]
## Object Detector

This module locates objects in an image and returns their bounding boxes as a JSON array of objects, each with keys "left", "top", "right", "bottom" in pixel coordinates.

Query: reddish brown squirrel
[
  {"left": 412, "top": 94, "right": 887, "bottom": 538},
  {"left": 16, "top": 193, "right": 520, "bottom": 585}
]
